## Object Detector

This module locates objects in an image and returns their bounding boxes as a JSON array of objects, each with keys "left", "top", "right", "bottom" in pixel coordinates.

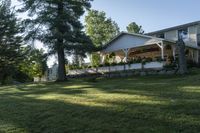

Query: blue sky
[
  {"left": 90, "top": 0, "right": 200, "bottom": 32},
  {"left": 13, "top": 0, "right": 200, "bottom": 33}
]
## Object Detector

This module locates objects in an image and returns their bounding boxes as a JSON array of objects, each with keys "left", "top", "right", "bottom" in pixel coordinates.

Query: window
[
  {"left": 197, "top": 34, "right": 200, "bottom": 47},
  {"left": 156, "top": 33, "right": 165, "bottom": 39},
  {"left": 178, "top": 28, "right": 188, "bottom": 40}
]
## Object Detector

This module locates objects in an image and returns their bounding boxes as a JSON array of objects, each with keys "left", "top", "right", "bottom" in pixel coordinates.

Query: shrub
[
  {"left": 110, "top": 62, "right": 117, "bottom": 66},
  {"left": 164, "top": 63, "right": 177, "bottom": 70},
  {"left": 141, "top": 58, "right": 147, "bottom": 65},
  {"left": 156, "top": 57, "right": 166, "bottom": 62},
  {"left": 99, "top": 64, "right": 104, "bottom": 67},
  {"left": 136, "top": 57, "right": 142, "bottom": 63},
  {"left": 128, "top": 59, "right": 134, "bottom": 64},
  {"left": 145, "top": 57, "right": 153, "bottom": 62},
  {"left": 109, "top": 52, "right": 116, "bottom": 58},
  {"left": 104, "top": 55, "right": 110, "bottom": 65},
  {"left": 91, "top": 53, "right": 101, "bottom": 67},
  {"left": 84, "top": 77, "right": 97, "bottom": 82},
  {"left": 88, "top": 66, "right": 92, "bottom": 68},
  {"left": 165, "top": 45, "right": 172, "bottom": 50},
  {"left": 104, "top": 62, "right": 110, "bottom": 66},
  {"left": 68, "top": 65, "right": 85, "bottom": 70},
  {"left": 168, "top": 56, "right": 174, "bottom": 63},
  {"left": 187, "top": 60, "right": 199, "bottom": 68},
  {"left": 13, "top": 70, "right": 33, "bottom": 83},
  {"left": 118, "top": 61, "right": 125, "bottom": 65}
]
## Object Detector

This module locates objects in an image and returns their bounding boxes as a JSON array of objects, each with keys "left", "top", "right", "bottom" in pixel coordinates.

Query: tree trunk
[
  {"left": 56, "top": 1, "right": 66, "bottom": 81},
  {"left": 57, "top": 48, "right": 66, "bottom": 81},
  {"left": 177, "top": 39, "right": 188, "bottom": 74}
]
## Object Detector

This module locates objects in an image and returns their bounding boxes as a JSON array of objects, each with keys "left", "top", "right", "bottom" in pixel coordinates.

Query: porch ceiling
[{"left": 113, "top": 44, "right": 160, "bottom": 57}]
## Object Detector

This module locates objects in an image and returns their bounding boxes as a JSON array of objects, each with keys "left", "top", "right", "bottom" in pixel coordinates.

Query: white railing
[{"left": 68, "top": 61, "right": 165, "bottom": 75}]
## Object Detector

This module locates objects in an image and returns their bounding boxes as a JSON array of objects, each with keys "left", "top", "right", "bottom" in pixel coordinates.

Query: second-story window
[
  {"left": 178, "top": 28, "right": 188, "bottom": 40},
  {"left": 156, "top": 33, "right": 165, "bottom": 39},
  {"left": 197, "top": 34, "right": 200, "bottom": 47}
]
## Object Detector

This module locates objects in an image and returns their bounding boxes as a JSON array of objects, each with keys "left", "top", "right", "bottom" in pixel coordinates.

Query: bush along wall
[{"left": 68, "top": 57, "right": 167, "bottom": 70}]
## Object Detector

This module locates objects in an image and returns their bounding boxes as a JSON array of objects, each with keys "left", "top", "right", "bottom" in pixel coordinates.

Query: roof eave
[{"left": 146, "top": 21, "right": 200, "bottom": 35}]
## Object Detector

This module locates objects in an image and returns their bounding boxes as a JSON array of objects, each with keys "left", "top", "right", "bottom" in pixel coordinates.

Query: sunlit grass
[
  {"left": 1, "top": 70, "right": 200, "bottom": 132},
  {"left": 180, "top": 86, "right": 200, "bottom": 93}
]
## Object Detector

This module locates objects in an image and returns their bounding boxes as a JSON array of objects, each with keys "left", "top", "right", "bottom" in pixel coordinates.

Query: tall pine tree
[
  {"left": 18, "top": 0, "right": 93, "bottom": 81},
  {"left": 0, "top": 0, "right": 23, "bottom": 84}
]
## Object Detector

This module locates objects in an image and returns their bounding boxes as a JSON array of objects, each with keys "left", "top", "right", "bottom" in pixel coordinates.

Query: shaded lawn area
[{"left": 1, "top": 71, "right": 200, "bottom": 132}]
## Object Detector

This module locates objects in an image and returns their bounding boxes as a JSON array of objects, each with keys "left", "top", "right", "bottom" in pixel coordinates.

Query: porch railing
[{"left": 67, "top": 61, "right": 165, "bottom": 75}]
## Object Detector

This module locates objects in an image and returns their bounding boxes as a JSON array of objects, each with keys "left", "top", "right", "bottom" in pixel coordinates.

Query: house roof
[
  {"left": 103, "top": 32, "right": 175, "bottom": 49},
  {"left": 146, "top": 21, "right": 200, "bottom": 35},
  {"left": 102, "top": 32, "right": 176, "bottom": 53},
  {"left": 101, "top": 32, "right": 200, "bottom": 53}
]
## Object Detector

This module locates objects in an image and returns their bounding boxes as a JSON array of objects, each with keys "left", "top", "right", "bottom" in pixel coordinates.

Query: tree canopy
[
  {"left": 18, "top": 0, "right": 93, "bottom": 81},
  {"left": 0, "top": 0, "right": 24, "bottom": 84},
  {"left": 85, "top": 9, "right": 120, "bottom": 47},
  {"left": 126, "top": 22, "right": 144, "bottom": 34},
  {"left": 18, "top": 47, "right": 48, "bottom": 80}
]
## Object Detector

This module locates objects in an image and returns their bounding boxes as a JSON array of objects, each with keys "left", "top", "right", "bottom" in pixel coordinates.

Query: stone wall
[
  {"left": 68, "top": 69, "right": 178, "bottom": 79},
  {"left": 68, "top": 62, "right": 165, "bottom": 76}
]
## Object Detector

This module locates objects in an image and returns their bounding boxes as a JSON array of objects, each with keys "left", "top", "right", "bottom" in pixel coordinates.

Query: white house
[{"left": 101, "top": 21, "right": 200, "bottom": 64}]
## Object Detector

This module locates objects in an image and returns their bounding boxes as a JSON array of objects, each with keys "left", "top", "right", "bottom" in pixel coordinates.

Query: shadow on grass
[
  {"left": 0, "top": 74, "right": 200, "bottom": 132},
  {"left": 0, "top": 95, "right": 200, "bottom": 133}
]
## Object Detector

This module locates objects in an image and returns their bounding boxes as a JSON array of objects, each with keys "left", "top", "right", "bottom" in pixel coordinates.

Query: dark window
[
  {"left": 178, "top": 28, "right": 188, "bottom": 40},
  {"left": 156, "top": 33, "right": 165, "bottom": 38},
  {"left": 197, "top": 34, "right": 200, "bottom": 47}
]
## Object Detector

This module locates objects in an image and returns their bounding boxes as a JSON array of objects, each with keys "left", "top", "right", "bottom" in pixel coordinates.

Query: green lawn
[{"left": 1, "top": 70, "right": 200, "bottom": 133}]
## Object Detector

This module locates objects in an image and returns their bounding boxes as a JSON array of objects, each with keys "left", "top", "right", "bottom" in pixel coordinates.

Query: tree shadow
[
  {"left": 0, "top": 94, "right": 200, "bottom": 133},
  {"left": 0, "top": 75, "right": 200, "bottom": 132}
]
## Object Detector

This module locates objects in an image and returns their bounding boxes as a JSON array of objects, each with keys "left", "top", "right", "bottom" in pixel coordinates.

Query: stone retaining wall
[
  {"left": 68, "top": 69, "right": 178, "bottom": 79},
  {"left": 68, "top": 61, "right": 165, "bottom": 76}
]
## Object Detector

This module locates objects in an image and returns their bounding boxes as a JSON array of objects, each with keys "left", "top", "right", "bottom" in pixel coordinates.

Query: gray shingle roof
[
  {"left": 102, "top": 32, "right": 175, "bottom": 50},
  {"left": 146, "top": 21, "right": 200, "bottom": 35}
]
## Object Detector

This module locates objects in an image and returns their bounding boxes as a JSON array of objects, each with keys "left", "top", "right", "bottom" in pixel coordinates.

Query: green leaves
[
  {"left": 0, "top": 0, "right": 24, "bottom": 84},
  {"left": 19, "top": 47, "right": 48, "bottom": 78},
  {"left": 126, "top": 22, "right": 144, "bottom": 34},
  {"left": 85, "top": 10, "right": 120, "bottom": 47},
  {"left": 18, "top": 0, "right": 93, "bottom": 50}
]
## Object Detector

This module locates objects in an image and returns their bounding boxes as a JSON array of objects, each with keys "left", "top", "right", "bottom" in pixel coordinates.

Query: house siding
[
  {"left": 151, "top": 25, "right": 200, "bottom": 48},
  {"left": 103, "top": 34, "right": 151, "bottom": 52},
  {"left": 197, "top": 25, "right": 200, "bottom": 35},
  {"left": 164, "top": 30, "right": 178, "bottom": 41},
  {"left": 187, "top": 25, "right": 197, "bottom": 47},
  {"left": 193, "top": 50, "right": 199, "bottom": 63}
]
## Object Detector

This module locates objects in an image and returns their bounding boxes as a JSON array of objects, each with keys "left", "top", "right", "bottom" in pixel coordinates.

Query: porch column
[
  {"left": 160, "top": 43, "right": 164, "bottom": 60},
  {"left": 100, "top": 53, "right": 105, "bottom": 64},
  {"left": 156, "top": 42, "right": 164, "bottom": 60},
  {"left": 172, "top": 46, "right": 176, "bottom": 60},
  {"left": 161, "top": 46, "right": 164, "bottom": 59},
  {"left": 191, "top": 50, "right": 194, "bottom": 61},
  {"left": 122, "top": 48, "right": 130, "bottom": 62}
]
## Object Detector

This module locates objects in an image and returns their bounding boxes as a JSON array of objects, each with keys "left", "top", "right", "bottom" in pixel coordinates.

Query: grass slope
[{"left": 1, "top": 70, "right": 200, "bottom": 132}]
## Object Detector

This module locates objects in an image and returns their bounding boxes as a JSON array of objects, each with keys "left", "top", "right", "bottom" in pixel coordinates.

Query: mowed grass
[{"left": 1, "top": 71, "right": 200, "bottom": 132}]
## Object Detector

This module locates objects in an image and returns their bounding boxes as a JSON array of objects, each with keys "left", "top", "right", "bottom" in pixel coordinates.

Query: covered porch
[{"left": 100, "top": 32, "right": 176, "bottom": 65}]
